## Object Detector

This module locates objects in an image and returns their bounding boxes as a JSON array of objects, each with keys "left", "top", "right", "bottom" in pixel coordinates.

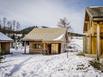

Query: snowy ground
[
  {"left": 1, "top": 52, "right": 103, "bottom": 77},
  {"left": 0, "top": 38, "right": 103, "bottom": 77}
]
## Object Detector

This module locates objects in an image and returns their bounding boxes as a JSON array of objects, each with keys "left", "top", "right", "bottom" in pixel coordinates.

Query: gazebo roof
[{"left": 86, "top": 6, "right": 103, "bottom": 19}]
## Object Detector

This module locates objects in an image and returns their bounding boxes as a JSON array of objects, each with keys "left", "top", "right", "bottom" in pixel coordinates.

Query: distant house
[
  {"left": 0, "top": 32, "right": 13, "bottom": 55},
  {"left": 83, "top": 6, "right": 103, "bottom": 57},
  {"left": 23, "top": 28, "right": 67, "bottom": 54}
]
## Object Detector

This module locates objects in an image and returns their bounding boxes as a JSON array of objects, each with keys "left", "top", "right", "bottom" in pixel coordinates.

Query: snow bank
[{"left": 68, "top": 37, "right": 83, "bottom": 51}]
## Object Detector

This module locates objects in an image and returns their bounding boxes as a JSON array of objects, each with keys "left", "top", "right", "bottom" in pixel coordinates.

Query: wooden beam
[
  {"left": 96, "top": 23, "right": 100, "bottom": 61},
  {"left": 24, "top": 41, "right": 26, "bottom": 54},
  {"left": 90, "top": 35, "right": 92, "bottom": 54},
  {"left": 43, "top": 43, "right": 45, "bottom": 54}
]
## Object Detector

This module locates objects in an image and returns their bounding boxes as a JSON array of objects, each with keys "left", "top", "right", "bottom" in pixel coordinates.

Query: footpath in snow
[{"left": 0, "top": 52, "right": 103, "bottom": 77}]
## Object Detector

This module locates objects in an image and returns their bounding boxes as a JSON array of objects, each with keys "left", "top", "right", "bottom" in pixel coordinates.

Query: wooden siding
[
  {"left": 29, "top": 41, "right": 43, "bottom": 54},
  {"left": 29, "top": 41, "right": 62, "bottom": 54}
]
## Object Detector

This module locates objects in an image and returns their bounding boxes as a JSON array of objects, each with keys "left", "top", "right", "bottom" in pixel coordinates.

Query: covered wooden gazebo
[{"left": 83, "top": 6, "right": 103, "bottom": 59}]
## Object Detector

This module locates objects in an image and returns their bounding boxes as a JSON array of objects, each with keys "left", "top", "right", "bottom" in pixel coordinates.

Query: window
[{"left": 33, "top": 44, "right": 42, "bottom": 49}]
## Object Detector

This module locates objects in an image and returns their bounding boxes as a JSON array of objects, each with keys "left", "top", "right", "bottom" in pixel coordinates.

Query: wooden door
[{"left": 51, "top": 44, "right": 59, "bottom": 54}]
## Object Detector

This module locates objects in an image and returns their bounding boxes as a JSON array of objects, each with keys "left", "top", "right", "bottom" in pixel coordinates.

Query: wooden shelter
[
  {"left": 83, "top": 6, "right": 103, "bottom": 57},
  {"left": 23, "top": 28, "right": 67, "bottom": 54},
  {"left": 0, "top": 32, "right": 13, "bottom": 55}
]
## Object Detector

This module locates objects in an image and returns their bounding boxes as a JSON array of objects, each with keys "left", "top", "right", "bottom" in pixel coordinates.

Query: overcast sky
[{"left": 0, "top": 0, "right": 103, "bottom": 33}]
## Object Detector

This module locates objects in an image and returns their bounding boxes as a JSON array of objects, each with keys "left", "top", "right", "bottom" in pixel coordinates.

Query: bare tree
[
  {"left": 58, "top": 17, "right": 72, "bottom": 42},
  {"left": 0, "top": 18, "right": 1, "bottom": 29},
  {"left": 3, "top": 17, "right": 7, "bottom": 29},
  {"left": 12, "top": 20, "right": 16, "bottom": 31},
  {"left": 16, "top": 22, "right": 20, "bottom": 31},
  {"left": 58, "top": 17, "right": 73, "bottom": 58},
  {"left": 7, "top": 21, "right": 11, "bottom": 30}
]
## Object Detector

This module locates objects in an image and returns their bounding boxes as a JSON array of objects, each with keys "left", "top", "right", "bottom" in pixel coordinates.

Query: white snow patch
[{"left": 54, "top": 34, "right": 64, "bottom": 41}]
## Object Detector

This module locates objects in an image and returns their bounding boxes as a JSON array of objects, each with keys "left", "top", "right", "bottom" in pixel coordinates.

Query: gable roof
[
  {"left": 23, "top": 28, "right": 66, "bottom": 41},
  {"left": 86, "top": 6, "right": 103, "bottom": 20},
  {"left": 0, "top": 32, "right": 13, "bottom": 42}
]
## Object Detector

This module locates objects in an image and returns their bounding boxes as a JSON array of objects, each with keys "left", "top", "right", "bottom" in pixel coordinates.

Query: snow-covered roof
[
  {"left": 23, "top": 28, "right": 66, "bottom": 41},
  {"left": 0, "top": 32, "right": 13, "bottom": 42}
]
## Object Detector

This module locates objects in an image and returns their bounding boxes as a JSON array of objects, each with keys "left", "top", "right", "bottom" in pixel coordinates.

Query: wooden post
[
  {"left": 24, "top": 41, "right": 26, "bottom": 54},
  {"left": 42, "top": 43, "right": 45, "bottom": 54},
  {"left": 43, "top": 43, "right": 45, "bottom": 54},
  {"left": 90, "top": 35, "right": 92, "bottom": 54},
  {"left": 96, "top": 23, "right": 100, "bottom": 61},
  {"left": 83, "top": 36, "right": 86, "bottom": 53}
]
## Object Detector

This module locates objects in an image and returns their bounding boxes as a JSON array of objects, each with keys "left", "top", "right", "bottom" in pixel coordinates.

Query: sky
[{"left": 0, "top": 0, "right": 103, "bottom": 33}]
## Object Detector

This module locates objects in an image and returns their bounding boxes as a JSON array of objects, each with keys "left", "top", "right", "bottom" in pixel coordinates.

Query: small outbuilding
[
  {"left": 23, "top": 28, "right": 67, "bottom": 54},
  {"left": 0, "top": 32, "right": 13, "bottom": 55},
  {"left": 83, "top": 6, "right": 103, "bottom": 57}
]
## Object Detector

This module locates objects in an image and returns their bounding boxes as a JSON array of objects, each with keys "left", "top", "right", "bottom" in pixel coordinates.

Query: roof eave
[
  {"left": 0, "top": 40, "right": 13, "bottom": 42},
  {"left": 93, "top": 17, "right": 103, "bottom": 22},
  {"left": 22, "top": 39, "right": 43, "bottom": 41}
]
